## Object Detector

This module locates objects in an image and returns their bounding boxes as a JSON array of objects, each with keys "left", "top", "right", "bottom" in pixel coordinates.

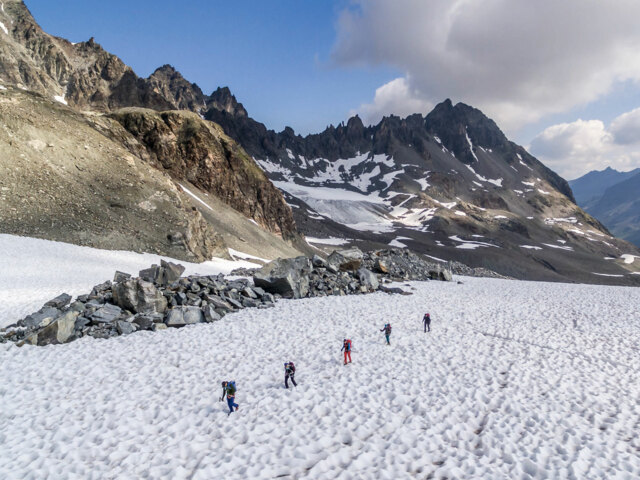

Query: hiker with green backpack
[{"left": 220, "top": 381, "right": 239, "bottom": 414}]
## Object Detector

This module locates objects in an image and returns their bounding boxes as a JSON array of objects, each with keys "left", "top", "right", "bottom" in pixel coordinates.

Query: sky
[{"left": 25, "top": 0, "right": 640, "bottom": 180}]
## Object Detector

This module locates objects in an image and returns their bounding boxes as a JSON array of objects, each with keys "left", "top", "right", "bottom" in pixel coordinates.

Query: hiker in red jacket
[{"left": 341, "top": 339, "right": 352, "bottom": 365}]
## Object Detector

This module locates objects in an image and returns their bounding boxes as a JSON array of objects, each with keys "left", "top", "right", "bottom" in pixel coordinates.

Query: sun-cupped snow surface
[
  {"left": 0, "top": 235, "right": 260, "bottom": 328},
  {"left": 2, "top": 278, "right": 640, "bottom": 479}
]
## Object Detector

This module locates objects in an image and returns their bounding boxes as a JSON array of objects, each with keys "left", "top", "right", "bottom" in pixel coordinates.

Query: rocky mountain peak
[
  {"left": 208, "top": 86, "right": 248, "bottom": 118},
  {"left": 424, "top": 99, "right": 509, "bottom": 164},
  {"left": 147, "top": 64, "right": 205, "bottom": 111}
]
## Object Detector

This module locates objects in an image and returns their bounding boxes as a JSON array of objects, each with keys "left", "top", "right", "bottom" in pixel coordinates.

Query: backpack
[
  {"left": 227, "top": 381, "right": 236, "bottom": 396},
  {"left": 386, "top": 324, "right": 392, "bottom": 334},
  {"left": 345, "top": 339, "right": 352, "bottom": 351}
]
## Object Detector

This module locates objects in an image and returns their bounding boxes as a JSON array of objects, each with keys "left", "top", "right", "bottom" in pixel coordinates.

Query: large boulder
[
  {"left": 112, "top": 278, "right": 168, "bottom": 314},
  {"left": 253, "top": 256, "right": 312, "bottom": 299},
  {"left": 139, "top": 261, "right": 185, "bottom": 286},
  {"left": 357, "top": 268, "right": 379, "bottom": 291},
  {"left": 328, "top": 248, "right": 364, "bottom": 272},
  {"left": 161, "top": 259, "right": 185, "bottom": 285},
  {"left": 165, "top": 306, "right": 204, "bottom": 327},
  {"left": 23, "top": 311, "right": 79, "bottom": 346}
]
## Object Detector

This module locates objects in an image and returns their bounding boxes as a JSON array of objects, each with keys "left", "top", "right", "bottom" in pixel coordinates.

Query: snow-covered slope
[
  {"left": 1, "top": 262, "right": 639, "bottom": 477},
  {"left": 0, "top": 234, "right": 260, "bottom": 328}
]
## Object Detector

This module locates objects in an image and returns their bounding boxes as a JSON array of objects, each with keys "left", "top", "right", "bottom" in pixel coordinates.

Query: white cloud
[
  {"left": 333, "top": 0, "right": 640, "bottom": 133},
  {"left": 351, "top": 77, "right": 433, "bottom": 125},
  {"left": 529, "top": 112, "right": 640, "bottom": 179},
  {"left": 609, "top": 107, "right": 640, "bottom": 145}
]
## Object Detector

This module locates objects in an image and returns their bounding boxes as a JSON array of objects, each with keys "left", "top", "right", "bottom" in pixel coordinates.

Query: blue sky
[{"left": 25, "top": 0, "right": 640, "bottom": 179}]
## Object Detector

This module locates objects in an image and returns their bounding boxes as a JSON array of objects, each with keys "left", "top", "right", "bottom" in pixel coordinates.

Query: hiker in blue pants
[{"left": 220, "top": 381, "right": 238, "bottom": 414}]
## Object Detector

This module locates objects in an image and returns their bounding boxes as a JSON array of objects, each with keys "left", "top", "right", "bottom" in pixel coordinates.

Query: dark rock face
[{"left": 111, "top": 109, "right": 297, "bottom": 240}]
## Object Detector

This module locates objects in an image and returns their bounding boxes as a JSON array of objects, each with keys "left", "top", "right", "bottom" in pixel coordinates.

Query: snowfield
[
  {"left": 2, "top": 260, "right": 640, "bottom": 478},
  {"left": 0, "top": 234, "right": 260, "bottom": 329}
]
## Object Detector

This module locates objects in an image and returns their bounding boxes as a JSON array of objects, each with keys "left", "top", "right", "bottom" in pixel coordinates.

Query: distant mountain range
[
  {"left": 0, "top": 0, "right": 639, "bottom": 284},
  {"left": 570, "top": 168, "right": 640, "bottom": 246}
]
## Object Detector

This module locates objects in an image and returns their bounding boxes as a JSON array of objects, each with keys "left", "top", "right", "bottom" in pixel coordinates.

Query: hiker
[
  {"left": 423, "top": 313, "right": 431, "bottom": 332},
  {"left": 341, "top": 339, "right": 352, "bottom": 365},
  {"left": 380, "top": 323, "right": 392, "bottom": 345},
  {"left": 219, "top": 381, "right": 239, "bottom": 414},
  {"left": 284, "top": 362, "right": 297, "bottom": 388}
]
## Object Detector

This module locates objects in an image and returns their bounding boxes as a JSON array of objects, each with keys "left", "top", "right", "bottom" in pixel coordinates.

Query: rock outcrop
[
  {"left": 110, "top": 109, "right": 297, "bottom": 239},
  {"left": 1, "top": 249, "right": 460, "bottom": 347}
]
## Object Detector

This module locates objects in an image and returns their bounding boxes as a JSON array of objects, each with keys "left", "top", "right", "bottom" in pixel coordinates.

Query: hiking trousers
[
  {"left": 424, "top": 323, "right": 430, "bottom": 332},
  {"left": 227, "top": 396, "right": 238, "bottom": 413},
  {"left": 385, "top": 334, "right": 390, "bottom": 345},
  {"left": 344, "top": 351, "right": 351, "bottom": 364},
  {"left": 285, "top": 374, "right": 297, "bottom": 388}
]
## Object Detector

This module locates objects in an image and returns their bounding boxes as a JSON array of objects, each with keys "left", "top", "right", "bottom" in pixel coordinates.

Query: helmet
[{"left": 221, "top": 381, "right": 227, "bottom": 387}]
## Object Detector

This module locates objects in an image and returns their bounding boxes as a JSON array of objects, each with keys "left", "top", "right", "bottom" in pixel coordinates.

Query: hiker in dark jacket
[
  {"left": 220, "top": 381, "right": 239, "bottom": 414},
  {"left": 423, "top": 313, "right": 431, "bottom": 333},
  {"left": 284, "top": 362, "right": 297, "bottom": 388},
  {"left": 380, "top": 323, "right": 392, "bottom": 345}
]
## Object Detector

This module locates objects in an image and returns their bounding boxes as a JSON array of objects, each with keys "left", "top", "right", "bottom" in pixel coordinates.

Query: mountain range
[
  {"left": 570, "top": 167, "right": 640, "bottom": 247},
  {"left": 1, "top": 0, "right": 639, "bottom": 284}
]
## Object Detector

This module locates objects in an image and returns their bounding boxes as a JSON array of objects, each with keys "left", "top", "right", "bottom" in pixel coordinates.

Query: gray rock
[
  {"left": 204, "top": 295, "right": 234, "bottom": 312},
  {"left": 70, "top": 301, "right": 86, "bottom": 312},
  {"left": 327, "top": 248, "right": 364, "bottom": 272},
  {"left": 20, "top": 307, "right": 60, "bottom": 329},
  {"left": 112, "top": 278, "right": 168, "bottom": 314},
  {"left": 241, "top": 287, "right": 257, "bottom": 299},
  {"left": 74, "top": 316, "right": 90, "bottom": 330},
  {"left": 374, "top": 258, "right": 389, "bottom": 274},
  {"left": 380, "top": 286, "right": 413, "bottom": 295},
  {"left": 139, "top": 265, "right": 162, "bottom": 284},
  {"left": 252, "top": 286, "right": 266, "bottom": 297},
  {"left": 242, "top": 298, "right": 261, "bottom": 308},
  {"left": 113, "top": 271, "right": 131, "bottom": 283},
  {"left": 89, "top": 303, "right": 122, "bottom": 324},
  {"left": 442, "top": 269, "right": 453, "bottom": 282},
  {"left": 165, "top": 306, "right": 204, "bottom": 327},
  {"left": 357, "top": 268, "right": 379, "bottom": 291},
  {"left": 175, "top": 292, "right": 187, "bottom": 305},
  {"left": 23, "top": 311, "right": 79, "bottom": 346},
  {"left": 116, "top": 320, "right": 136, "bottom": 335},
  {"left": 161, "top": 259, "right": 185, "bottom": 285},
  {"left": 92, "top": 281, "right": 112, "bottom": 293},
  {"left": 203, "top": 304, "right": 222, "bottom": 323},
  {"left": 226, "top": 297, "right": 243, "bottom": 309},
  {"left": 253, "top": 256, "right": 312, "bottom": 299},
  {"left": 44, "top": 293, "right": 72, "bottom": 309},
  {"left": 182, "top": 306, "right": 204, "bottom": 325},
  {"left": 132, "top": 315, "right": 155, "bottom": 330},
  {"left": 312, "top": 254, "right": 327, "bottom": 268}
]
